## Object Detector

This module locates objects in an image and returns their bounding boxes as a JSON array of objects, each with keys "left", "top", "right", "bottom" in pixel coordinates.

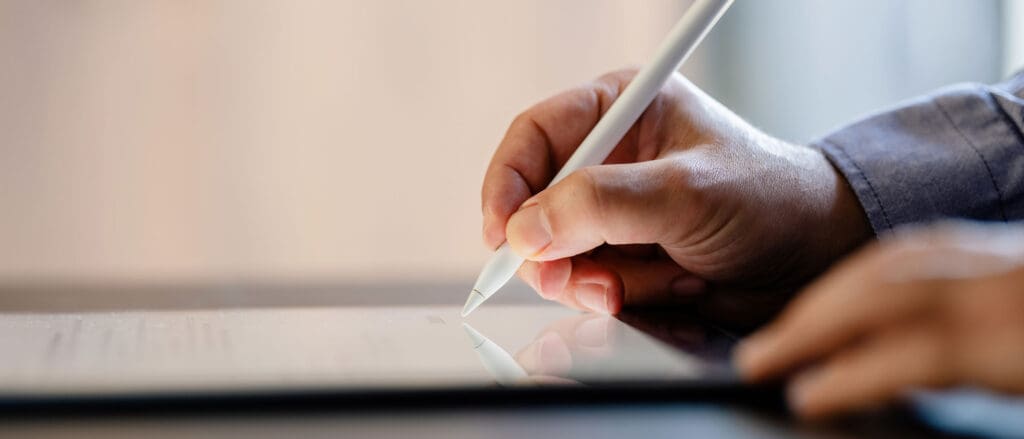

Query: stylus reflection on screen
[{"left": 461, "top": 323, "right": 528, "bottom": 385}]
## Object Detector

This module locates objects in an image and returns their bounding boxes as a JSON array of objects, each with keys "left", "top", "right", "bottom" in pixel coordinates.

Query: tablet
[{"left": 0, "top": 284, "right": 741, "bottom": 405}]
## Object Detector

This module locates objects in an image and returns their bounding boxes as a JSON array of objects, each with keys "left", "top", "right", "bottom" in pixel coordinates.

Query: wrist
[{"left": 805, "top": 144, "right": 874, "bottom": 273}]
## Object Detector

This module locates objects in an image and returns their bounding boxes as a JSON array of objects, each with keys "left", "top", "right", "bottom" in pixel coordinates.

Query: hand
[
  {"left": 735, "top": 222, "right": 1024, "bottom": 419},
  {"left": 481, "top": 69, "right": 871, "bottom": 317}
]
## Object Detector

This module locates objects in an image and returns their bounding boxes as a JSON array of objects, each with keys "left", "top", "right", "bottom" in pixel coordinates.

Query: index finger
[
  {"left": 481, "top": 72, "right": 635, "bottom": 249},
  {"left": 735, "top": 245, "right": 946, "bottom": 381}
]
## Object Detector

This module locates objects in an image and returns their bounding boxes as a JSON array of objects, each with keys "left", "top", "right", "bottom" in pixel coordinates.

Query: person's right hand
[{"left": 482, "top": 70, "right": 872, "bottom": 320}]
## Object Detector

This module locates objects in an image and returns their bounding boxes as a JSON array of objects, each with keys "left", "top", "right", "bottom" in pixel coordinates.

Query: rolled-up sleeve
[{"left": 814, "top": 72, "right": 1024, "bottom": 234}]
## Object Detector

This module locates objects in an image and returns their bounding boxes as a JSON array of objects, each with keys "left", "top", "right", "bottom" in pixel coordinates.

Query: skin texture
[
  {"left": 481, "top": 70, "right": 871, "bottom": 319},
  {"left": 483, "top": 69, "right": 1024, "bottom": 419},
  {"left": 735, "top": 222, "right": 1024, "bottom": 420}
]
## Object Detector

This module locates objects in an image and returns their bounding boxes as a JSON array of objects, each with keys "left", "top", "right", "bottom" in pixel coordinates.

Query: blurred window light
[
  {"left": 1005, "top": 0, "right": 1024, "bottom": 76},
  {"left": 700, "top": 0, "right": 1010, "bottom": 143}
]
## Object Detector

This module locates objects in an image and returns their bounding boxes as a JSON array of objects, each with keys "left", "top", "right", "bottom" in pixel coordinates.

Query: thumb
[{"left": 506, "top": 160, "right": 680, "bottom": 261}]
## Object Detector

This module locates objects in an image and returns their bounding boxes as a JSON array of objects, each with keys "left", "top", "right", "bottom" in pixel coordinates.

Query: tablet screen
[{"left": 0, "top": 304, "right": 736, "bottom": 398}]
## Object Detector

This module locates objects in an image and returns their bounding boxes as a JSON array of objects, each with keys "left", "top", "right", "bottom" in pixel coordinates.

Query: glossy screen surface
[{"left": 0, "top": 305, "right": 735, "bottom": 397}]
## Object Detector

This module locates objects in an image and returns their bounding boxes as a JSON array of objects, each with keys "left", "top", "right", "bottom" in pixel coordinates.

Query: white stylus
[
  {"left": 461, "top": 0, "right": 735, "bottom": 317},
  {"left": 461, "top": 323, "right": 528, "bottom": 385}
]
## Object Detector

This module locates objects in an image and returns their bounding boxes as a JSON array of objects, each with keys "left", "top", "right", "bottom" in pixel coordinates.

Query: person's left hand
[{"left": 735, "top": 222, "right": 1024, "bottom": 420}]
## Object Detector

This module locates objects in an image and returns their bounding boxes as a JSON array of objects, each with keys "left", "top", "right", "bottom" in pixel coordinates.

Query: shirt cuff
[{"left": 813, "top": 82, "right": 1024, "bottom": 234}]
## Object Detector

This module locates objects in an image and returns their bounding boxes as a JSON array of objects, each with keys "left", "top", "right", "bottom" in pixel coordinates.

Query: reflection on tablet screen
[{"left": 0, "top": 305, "right": 737, "bottom": 398}]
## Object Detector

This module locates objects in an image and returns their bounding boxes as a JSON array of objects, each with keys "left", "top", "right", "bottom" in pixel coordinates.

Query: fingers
[
  {"left": 481, "top": 72, "right": 637, "bottom": 249},
  {"left": 590, "top": 249, "right": 705, "bottom": 305},
  {"left": 787, "top": 323, "right": 951, "bottom": 419},
  {"left": 731, "top": 222, "right": 1024, "bottom": 419},
  {"left": 732, "top": 231, "right": 965, "bottom": 419},
  {"left": 517, "top": 257, "right": 623, "bottom": 314},
  {"left": 506, "top": 159, "right": 683, "bottom": 261},
  {"left": 735, "top": 245, "right": 945, "bottom": 382},
  {"left": 516, "top": 248, "right": 706, "bottom": 313}
]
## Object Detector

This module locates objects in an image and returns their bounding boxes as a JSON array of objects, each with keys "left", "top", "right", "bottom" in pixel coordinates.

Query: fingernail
[
  {"left": 575, "top": 316, "right": 611, "bottom": 348},
  {"left": 575, "top": 283, "right": 609, "bottom": 314},
  {"left": 670, "top": 276, "right": 707, "bottom": 297},
  {"left": 507, "top": 204, "right": 552, "bottom": 258}
]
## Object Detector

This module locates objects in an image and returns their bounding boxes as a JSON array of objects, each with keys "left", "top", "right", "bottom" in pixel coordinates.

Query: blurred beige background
[
  {"left": 0, "top": 1, "right": 1019, "bottom": 284},
  {"left": 0, "top": 0, "right": 696, "bottom": 283}
]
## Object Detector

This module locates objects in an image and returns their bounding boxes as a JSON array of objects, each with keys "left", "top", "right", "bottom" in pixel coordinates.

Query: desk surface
[{"left": 0, "top": 281, "right": 953, "bottom": 438}]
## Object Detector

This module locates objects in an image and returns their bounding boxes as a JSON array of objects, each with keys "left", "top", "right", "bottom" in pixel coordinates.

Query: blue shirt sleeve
[{"left": 814, "top": 71, "right": 1024, "bottom": 234}]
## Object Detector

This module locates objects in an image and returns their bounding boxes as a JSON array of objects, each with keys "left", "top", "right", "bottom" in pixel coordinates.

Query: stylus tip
[
  {"left": 461, "top": 289, "right": 486, "bottom": 317},
  {"left": 460, "top": 323, "right": 487, "bottom": 348}
]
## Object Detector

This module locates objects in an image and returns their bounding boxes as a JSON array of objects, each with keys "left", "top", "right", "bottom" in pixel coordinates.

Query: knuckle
[
  {"left": 508, "top": 111, "right": 533, "bottom": 134},
  {"left": 592, "top": 69, "right": 641, "bottom": 105},
  {"left": 598, "top": 68, "right": 640, "bottom": 85}
]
